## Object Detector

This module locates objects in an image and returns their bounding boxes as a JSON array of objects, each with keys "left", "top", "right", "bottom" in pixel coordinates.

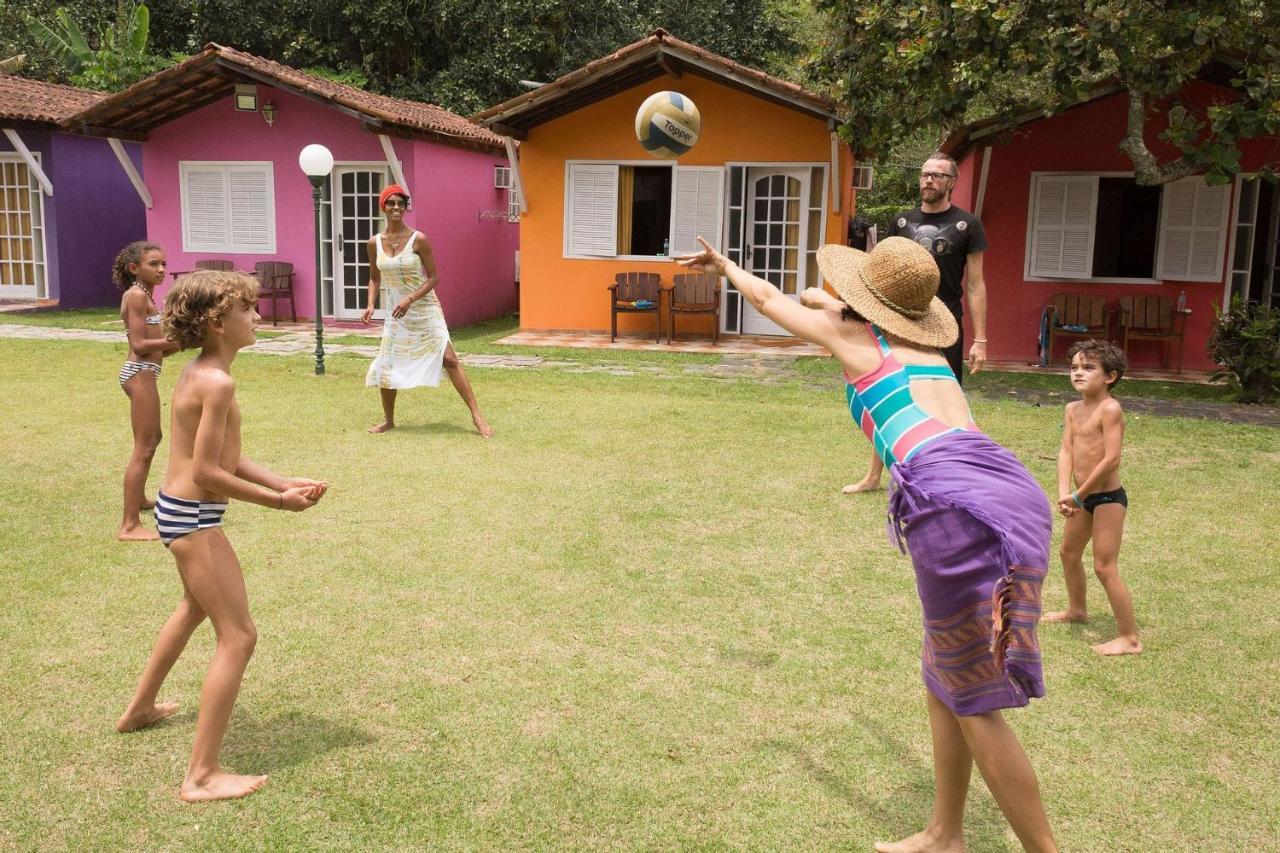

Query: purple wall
[
  {"left": 0, "top": 129, "right": 145, "bottom": 308},
  {"left": 143, "top": 87, "right": 517, "bottom": 326}
]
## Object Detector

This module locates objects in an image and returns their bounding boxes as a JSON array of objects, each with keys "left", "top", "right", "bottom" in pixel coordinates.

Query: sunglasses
[
  {"left": 920, "top": 171, "right": 955, "bottom": 182},
  {"left": 383, "top": 198, "right": 408, "bottom": 208}
]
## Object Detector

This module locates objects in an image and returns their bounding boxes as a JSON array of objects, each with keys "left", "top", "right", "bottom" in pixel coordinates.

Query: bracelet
[
  {"left": 277, "top": 492, "right": 283, "bottom": 510},
  {"left": 1071, "top": 491, "right": 1083, "bottom": 508},
  {"left": 973, "top": 338, "right": 988, "bottom": 343}
]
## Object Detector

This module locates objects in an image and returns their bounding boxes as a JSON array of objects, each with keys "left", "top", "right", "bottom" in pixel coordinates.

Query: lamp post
[{"left": 298, "top": 144, "right": 334, "bottom": 375}]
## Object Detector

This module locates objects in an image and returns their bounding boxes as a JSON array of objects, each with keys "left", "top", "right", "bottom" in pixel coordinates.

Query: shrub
[{"left": 1207, "top": 296, "right": 1280, "bottom": 404}]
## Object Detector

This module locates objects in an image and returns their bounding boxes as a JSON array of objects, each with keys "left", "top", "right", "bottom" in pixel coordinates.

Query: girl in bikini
[{"left": 114, "top": 241, "right": 179, "bottom": 541}]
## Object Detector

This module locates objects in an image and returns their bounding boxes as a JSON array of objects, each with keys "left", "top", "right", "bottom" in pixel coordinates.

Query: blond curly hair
[{"left": 163, "top": 270, "right": 260, "bottom": 350}]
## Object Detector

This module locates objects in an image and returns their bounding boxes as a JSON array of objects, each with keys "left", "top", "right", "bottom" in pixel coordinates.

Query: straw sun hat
[{"left": 816, "top": 236, "right": 958, "bottom": 348}]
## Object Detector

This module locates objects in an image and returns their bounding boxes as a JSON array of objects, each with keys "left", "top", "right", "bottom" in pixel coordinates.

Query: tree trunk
[{"left": 1117, "top": 87, "right": 1198, "bottom": 186}]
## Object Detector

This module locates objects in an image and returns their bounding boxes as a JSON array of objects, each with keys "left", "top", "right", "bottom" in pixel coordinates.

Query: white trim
[
  {"left": 0, "top": 152, "right": 49, "bottom": 298},
  {"left": 504, "top": 137, "right": 527, "bottom": 214},
  {"left": 179, "top": 160, "right": 277, "bottom": 254},
  {"left": 1, "top": 129, "right": 52, "bottom": 196},
  {"left": 107, "top": 138, "right": 152, "bottom": 208},
  {"left": 377, "top": 135, "right": 407, "bottom": 190},
  {"left": 1223, "top": 173, "right": 1250, "bottom": 307}
]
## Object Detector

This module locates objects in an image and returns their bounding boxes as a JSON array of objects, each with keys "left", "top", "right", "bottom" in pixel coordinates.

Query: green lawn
[{"left": 1, "top": 338, "right": 1276, "bottom": 850}]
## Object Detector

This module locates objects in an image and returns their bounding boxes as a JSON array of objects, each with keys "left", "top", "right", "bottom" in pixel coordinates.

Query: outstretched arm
[{"left": 677, "top": 238, "right": 843, "bottom": 351}]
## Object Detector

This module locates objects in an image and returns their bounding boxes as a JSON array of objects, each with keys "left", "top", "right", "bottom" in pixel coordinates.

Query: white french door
[
  {"left": 330, "top": 165, "right": 391, "bottom": 319},
  {"left": 741, "top": 168, "right": 809, "bottom": 336},
  {"left": 0, "top": 155, "right": 47, "bottom": 299}
]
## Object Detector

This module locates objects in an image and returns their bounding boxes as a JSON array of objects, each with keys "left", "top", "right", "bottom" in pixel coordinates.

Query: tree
[
  {"left": 815, "top": 0, "right": 1280, "bottom": 185},
  {"left": 24, "top": 0, "right": 174, "bottom": 90}
]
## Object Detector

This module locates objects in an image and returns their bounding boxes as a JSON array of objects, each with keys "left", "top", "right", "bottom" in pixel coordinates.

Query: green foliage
[
  {"left": 1208, "top": 296, "right": 1280, "bottom": 404},
  {"left": 814, "top": 0, "right": 1280, "bottom": 185},
  {"left": 22, "top": 0, "right": 175, "bottom": 90}
]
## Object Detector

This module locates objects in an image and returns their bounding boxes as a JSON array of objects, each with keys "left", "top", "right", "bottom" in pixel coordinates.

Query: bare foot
[
  {"left": 473, "top": 414, "right": 494, "bottom": 438},
  {"left": 179, "top": 771, "right": 269, "bottom": 803},
  {"left": 118, "top": 523, "right": 161, "bottom": 542},
  {"left": 874, "top": 828, "right": 967, "bottom": 853},
  {"left": 841, "top": 478, "right": 882, "bottom": 495},
  {"left": 116, "top": 701, "right": 180, "bottom": 732},
  {"left": 1092, "top": 636, "right": 1142, "bottom": 656},
  {"left": 368, "top": 421, "right": 395, "bottom": 434},
  {"left": 1042, "top": 610, "right": 1088, "bottom": 624},
  {"left": 140, "top": 496, "right": 156, "bottom": 511}
]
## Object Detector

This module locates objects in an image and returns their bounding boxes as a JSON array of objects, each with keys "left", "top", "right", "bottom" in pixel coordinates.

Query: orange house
[{"left": 475, "top": 30, "right": 853, "bottom": 338}]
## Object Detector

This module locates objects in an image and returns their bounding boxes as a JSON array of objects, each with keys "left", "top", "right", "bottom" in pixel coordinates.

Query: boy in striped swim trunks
[
  {"left": 1043, "top": 339, "right": 1142, "bottom": 656},
  {"left": 115, "top": 270, "right": 329, "bottom": 802}
]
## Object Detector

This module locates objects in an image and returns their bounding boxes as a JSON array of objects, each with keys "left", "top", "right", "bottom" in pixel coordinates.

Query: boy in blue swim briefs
[
  {"left": 1043, "top": 339, "right": 1141, "bottom": 656},
  {"left": 115, "top": 270, "right": 328, "bottom": 801}
]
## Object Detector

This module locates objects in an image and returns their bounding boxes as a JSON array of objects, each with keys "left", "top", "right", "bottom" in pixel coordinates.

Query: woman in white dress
[{"left": 361, "top": 185, "right": 493, "bottom": 437}]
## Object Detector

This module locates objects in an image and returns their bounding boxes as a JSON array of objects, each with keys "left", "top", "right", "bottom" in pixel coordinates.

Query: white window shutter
[
  {"left": 228, "top": 166, "right": 274, "bottom": 250},
  {"left": 1157, "top": 177, "right": 1230, "bottom": 281},
  {"left": 1028, "top": 175, "right": 1097, "bottom": 278},
  {"left": 671, "top": 166, "right": 724, "bottom": 256},
  {"left": 183, "top": 166, "right": 229, "bottom": 250},
  {"left": 566, "top": 164, "right": 618, "bottom": 256}
]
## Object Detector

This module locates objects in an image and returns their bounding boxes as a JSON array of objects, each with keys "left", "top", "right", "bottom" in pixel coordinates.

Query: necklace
[{"left": 383, "top": 229, "right": 410, "bottom": 255}]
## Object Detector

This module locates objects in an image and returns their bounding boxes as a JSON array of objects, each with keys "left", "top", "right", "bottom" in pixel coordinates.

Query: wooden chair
[
  {"left": 608, "top": 272, "right": 662, "bottom": 343},
  {"left": 253, "top": 261, "right": 296, "bottom": 325},
  {"left": 193, "top": 259, "right": 234, "bottom": 271},
  {"left": 1045, "top": 294, "right": 1108, "bottom": 365},
  {"left": 667, "top": 272, "right": 720, "bottom": 344},
  {"left": 1118, "top": 295, "right": 1186, "bottom": 373}
]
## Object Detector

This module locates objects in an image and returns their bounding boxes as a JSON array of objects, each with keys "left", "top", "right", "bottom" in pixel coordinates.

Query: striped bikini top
[{"left": 845, "top": 324, "right": 976, "bottom": 469}]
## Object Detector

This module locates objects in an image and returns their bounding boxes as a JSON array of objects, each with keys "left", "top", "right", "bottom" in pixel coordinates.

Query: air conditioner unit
[
  {"left": 494, "top": 166, "right": 513, "bottom": 189},
  {"left": 852, "top": 164, "right": 874, "bottom": 192}
]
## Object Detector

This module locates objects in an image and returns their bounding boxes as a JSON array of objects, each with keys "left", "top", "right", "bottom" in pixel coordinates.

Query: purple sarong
[{"left": 887, "top": 430, "right": 1051, "bottom": 716}]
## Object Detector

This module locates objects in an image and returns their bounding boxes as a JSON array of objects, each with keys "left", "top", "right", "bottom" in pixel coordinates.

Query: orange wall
[{"left": 518, "top": 73, "right": 853, "bottom": 334}]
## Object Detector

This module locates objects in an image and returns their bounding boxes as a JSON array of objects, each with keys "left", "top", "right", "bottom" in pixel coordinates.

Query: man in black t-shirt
[{"left": 844, "top": 152, "right": 990, "bottom": 495}]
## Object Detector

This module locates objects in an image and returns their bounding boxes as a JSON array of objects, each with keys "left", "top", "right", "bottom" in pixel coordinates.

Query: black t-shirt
[{"left": 887, "top": 205, "right": 987, "bottom": 316}]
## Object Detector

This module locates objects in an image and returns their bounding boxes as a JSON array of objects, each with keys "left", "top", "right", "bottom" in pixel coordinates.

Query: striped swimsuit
[
  {"left": 118, "top": 311, "right": 164, "bottom": 387},
  {"left": 845, "top": 323, "right": 975, "bottom": 468},
  {"left": 154, "top": 491, "right": 228, "bottom": 547}
]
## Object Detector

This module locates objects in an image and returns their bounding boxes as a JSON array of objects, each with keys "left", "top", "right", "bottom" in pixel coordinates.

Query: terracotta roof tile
[{"left": 0, "top": 74, "right": 104, "bottom": 125}]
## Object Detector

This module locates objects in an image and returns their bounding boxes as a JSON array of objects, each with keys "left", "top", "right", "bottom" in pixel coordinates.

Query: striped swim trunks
[
  {"left": 155, "top": 491, "right": 228, "bottom": 547},
  {"left": 119, "top": 360, "right": 161, "bottom": 388}
]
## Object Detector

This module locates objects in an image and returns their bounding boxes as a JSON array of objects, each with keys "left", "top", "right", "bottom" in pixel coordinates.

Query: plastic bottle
[
  {"left": 661, "top": 238, "right": 669, "bottom": 257},
  {"left": 1177, "top": 290, "right": 1187, "bottom": 311}
]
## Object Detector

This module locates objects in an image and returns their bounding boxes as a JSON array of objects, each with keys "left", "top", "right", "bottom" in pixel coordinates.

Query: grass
[{"left": 1, "top": 337, "right": 1276, "bottom": 850}]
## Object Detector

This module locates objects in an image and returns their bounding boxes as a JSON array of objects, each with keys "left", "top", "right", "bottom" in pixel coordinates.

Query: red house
[{"left": 942, "top": 69, "right": 1278, "bottom": 372}]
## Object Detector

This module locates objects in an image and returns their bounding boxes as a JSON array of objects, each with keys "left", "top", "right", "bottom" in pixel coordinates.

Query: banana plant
[{"left": 24, "top": 1, "right": 165, "bottom": 90}]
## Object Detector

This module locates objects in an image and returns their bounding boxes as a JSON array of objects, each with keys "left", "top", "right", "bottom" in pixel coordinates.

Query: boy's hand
[
  {"left": 279, "top": 486, "right": 320, "bottom": 512},
  {"left": 1056, "top": 496, "right": 1079, "bottom": 517}
]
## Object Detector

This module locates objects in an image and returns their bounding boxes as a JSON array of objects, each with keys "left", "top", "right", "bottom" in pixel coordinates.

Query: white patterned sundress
[{"left": 365, "top": 230, "right": 451, "bottom": 389}]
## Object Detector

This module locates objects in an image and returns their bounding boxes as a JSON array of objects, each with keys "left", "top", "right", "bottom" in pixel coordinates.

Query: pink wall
[
  {"left": 143, "top": 87, "right": 517, "bottom": 326},
  {"left": 956, "top": 81, "right": 1277, "bottom": 372}
]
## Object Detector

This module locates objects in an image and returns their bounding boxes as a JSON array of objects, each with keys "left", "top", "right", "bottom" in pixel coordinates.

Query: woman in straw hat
[
  {"left": 678, "top": 236, "right": 1056, "bottom": 852},
  {"left": 361, "top": 184, "right": 493, "bottom": 437}
]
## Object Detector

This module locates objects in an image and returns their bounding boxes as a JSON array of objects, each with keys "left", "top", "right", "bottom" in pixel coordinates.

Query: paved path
[{"left": 3, "top": 323, "right": 1277, "bottom": 427}]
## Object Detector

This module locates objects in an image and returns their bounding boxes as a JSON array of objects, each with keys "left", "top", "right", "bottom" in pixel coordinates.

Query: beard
[{"left": 920, "top": 186, "right": 947, "bottom": 204}]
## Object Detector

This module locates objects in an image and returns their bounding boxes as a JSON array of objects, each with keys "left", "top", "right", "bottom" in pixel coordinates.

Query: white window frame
[
  {"left": 0, "top": 152, "right": 50, "bottom": 298},
  {"left": 1223, "top": 173, "right": 1258, "bottom": 307},
  {"left": 1155, "top": 175, "right": 1232, "bottom": 282},
  {"left": 180, "top": 161, "right": 277, "bottom": 254},
  {"left": 564, "top": 160, "right": 668, "bottom": 260},
  {"left": 1024, "top": 171, "right": 1161, "bottom": 284}
]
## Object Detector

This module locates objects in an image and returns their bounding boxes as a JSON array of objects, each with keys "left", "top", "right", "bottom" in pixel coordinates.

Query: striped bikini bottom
[
  {"left": 155, "top": 491, "right": 227, "bottom": 547},
  {"left": 119, "top": 360, "right": 161, "bottom": 388}
]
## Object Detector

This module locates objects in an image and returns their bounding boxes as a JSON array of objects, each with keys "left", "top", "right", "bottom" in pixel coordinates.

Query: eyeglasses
[
  {"left": 920, "top": 171, "right": 955, "bottom": 182},
  {"left": 384, "top": 199, "right": 408, "bottom": 208}
]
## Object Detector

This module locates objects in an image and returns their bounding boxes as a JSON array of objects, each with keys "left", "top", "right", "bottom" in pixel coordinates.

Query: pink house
[
  {"left": 69, "top": 45, "right": 518, "bottom": 326},
  {"left": 942, "top": 65, "right": 1279, "bottom": 373}
]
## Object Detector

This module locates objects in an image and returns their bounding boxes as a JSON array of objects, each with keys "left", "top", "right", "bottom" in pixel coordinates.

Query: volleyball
[{"left": 635, "top": 91, "right": 701, "bottom": 159}]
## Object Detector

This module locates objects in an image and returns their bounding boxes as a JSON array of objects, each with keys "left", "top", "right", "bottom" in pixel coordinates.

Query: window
[
  {"left": 1027, "top": 174, "right": 1229, "bottom": 282},
  {"left": 564, "top": 162, "right": 723, "bottom": 259},
  {"left": 180, "top": 162, "right": 276, "bottom": 253}
]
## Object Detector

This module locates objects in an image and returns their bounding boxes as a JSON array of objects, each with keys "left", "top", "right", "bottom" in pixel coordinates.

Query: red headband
[{"left": 379, "top": 184, "right": 409, "bottom": 211}]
